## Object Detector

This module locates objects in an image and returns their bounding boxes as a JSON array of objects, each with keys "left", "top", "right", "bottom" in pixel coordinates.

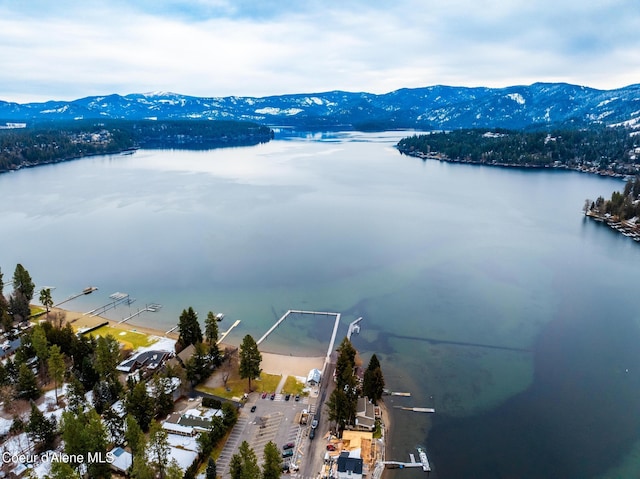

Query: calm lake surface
[{"left": 2, "top": 131, "right": 640, "bottom": 478}]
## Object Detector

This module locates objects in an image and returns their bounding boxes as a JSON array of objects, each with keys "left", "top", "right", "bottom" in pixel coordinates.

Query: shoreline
[
  {"left": 51, "top": 307, "right": 180, "bottom": 341},
  {"left": 45, "top": 306, "right": 392, "bottom": 477},
  {"left": 398, "top": 148, "right": 633, "bottom": 180}
]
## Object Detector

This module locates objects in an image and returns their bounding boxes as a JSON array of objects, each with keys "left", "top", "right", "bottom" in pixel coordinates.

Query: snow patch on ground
[{"left": 506, "top": 93, "right": 526, "bottom": 105}]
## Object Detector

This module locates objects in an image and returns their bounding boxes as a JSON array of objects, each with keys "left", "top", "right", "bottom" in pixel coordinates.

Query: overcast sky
[{"left": 1, "top": 0, "right": 639, "bottom": 103}]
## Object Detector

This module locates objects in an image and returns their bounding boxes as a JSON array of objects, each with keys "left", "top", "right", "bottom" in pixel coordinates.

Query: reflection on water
[{"left": 1, "top": 132, "right": 640, "bottom": 478}]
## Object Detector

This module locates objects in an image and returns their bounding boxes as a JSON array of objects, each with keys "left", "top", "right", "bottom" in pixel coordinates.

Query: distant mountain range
[{"left": 2, "top": 83, "right": 640, "bottom": 130}]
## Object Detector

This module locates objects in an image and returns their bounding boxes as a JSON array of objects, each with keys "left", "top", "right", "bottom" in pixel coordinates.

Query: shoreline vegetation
[
  {"left": 583, "top": 175, "right": 640, "bottom": 242},
  {"left": 0, "top": 119, "right": 274, "bottom": 174},
  {"left": 52, "top": 306, "right": 393, "bottom": 476},
  {"left": 397, "top": 127, "right": 640, "bottom": 180}
]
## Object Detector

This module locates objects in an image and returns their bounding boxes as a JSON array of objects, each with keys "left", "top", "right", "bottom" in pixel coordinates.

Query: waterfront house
[
  {"left": 354, "top": 397, "right": 376, "bottom": 432},
  {"left": 337, "top": 451, "right": 364, "bottom": 479}
]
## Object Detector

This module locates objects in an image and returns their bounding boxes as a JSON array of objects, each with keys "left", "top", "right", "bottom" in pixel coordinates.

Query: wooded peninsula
[
  {"left": 0, "top": 120, "right": 273, "bottom": 174},
  {"left": 397, "top": 127, "right": 640, "bottom": 177}
]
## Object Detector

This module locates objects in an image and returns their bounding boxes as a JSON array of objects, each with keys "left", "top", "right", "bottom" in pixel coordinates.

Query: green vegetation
[
  {"left": 0, "top": 119, "right": 273, "bottom": 173},
  {"left": 362, "top": 353, "right": 385, "bottom": 405},
  {"left": 88, "top": 325, "right": 156, "bottom": 350},
  {"left": 326, "top": 339, "right": 386, "bottom": 433},
  {"left": 587, "top": 175, "right": 640, "bottom": 220},
  {"left": 282, "top": 375, "right": 306, "bottom": 395},
  {"left": 177, "top": 306, "right": 203, "bottom": 349},
  {"left": 239, "top": 334, "right": 262, "bottom": 391},
  {"left": 398, "top": 127, "right": 639, "bottom": 174},
  {"left": 226, "top": 439, "right": 283, "bottom": 479},
  {"left": 197, "top": 371, "right": 281, "bottom": 399}
]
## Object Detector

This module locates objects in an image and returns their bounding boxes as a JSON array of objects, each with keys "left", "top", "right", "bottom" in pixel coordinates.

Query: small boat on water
[
  {"left": 83, "top": 286, "right": 98, "bottom": 295},
  {"left": 215, "top": 313, "right": 225, "bottom": 321}
]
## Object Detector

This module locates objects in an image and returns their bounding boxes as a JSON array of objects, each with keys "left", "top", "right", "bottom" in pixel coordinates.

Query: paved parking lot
[{"left": 218, "top": 392, "right": 317, "bottom": 478}]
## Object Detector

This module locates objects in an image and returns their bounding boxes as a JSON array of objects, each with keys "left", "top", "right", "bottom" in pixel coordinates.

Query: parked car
[
  {"left": 309, "top": 428, "right": 316, "bottom": 440},
  {"left": 326, "top": 444, "right": 336, "bottom": 451},
  {"left": 262, "top": 392, "right": 267, "bottom": 399},
  {"left": 270, "top": 393, "right": 275, "bottom": 400},
  {"left": 283, "top": 442, "right": 295, "bottom": 450},
  {"left": 294, "top": 394, "right": 300, "bottom": 401},
  {"left": 311, "top": 419, "right": 318, "bottom": 429},
  {"left": 285, "top": 393, "right": 291, "bottom": 401},
  {"left": 282, "top": 449, "right": 294, "bottom": 458},
  {"left": 250, "top": 405, "right": 257, "bottom": 413}
]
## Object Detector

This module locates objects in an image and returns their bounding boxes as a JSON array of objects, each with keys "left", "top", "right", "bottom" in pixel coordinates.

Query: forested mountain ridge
[
  {"left": 2, "top": 82, "right": 640, "bottom": 130},
  {"left": 0, "top": 120, "right": 273, "bottom": 173}
]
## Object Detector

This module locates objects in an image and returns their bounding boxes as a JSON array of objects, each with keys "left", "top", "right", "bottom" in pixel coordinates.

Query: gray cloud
[{"left": 0, "top": 0, "right": 638, "bottom": 102}]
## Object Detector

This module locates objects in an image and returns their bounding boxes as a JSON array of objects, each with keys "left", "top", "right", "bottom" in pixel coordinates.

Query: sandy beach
[
  {"left": 260, "top": 351, "right": 325, "bottom": 378},
  {"left": 52, "top": 307, "right": 180, "bottom": 340}
]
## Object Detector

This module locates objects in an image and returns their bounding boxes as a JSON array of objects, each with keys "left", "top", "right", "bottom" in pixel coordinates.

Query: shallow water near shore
[{"left": 2, "top": 131, "right": 640, "bottom": 478}]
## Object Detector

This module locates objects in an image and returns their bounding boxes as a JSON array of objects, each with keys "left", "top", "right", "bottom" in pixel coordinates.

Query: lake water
[{"left": 2, "top": 131, "right": 640, "bottom": 478}]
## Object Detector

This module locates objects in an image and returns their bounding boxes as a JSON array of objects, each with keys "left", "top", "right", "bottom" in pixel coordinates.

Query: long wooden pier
[
  {"left": 54, "top": 286, "right": 98, "bottom": 307},
  {"left": 218, "top": 320, "right": 241, "bottom": 345},
  {"left": 118, "top": 303, "right": 162, "bottom": 324},
  {"left": 394, "top": 406, "right": 436, "bottom": 413}
]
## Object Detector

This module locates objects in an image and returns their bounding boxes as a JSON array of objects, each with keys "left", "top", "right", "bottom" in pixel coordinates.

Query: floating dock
[
  {"left": 394, "top": 406, "right": 436, "bottom": 413},
  {"left": 84, "top": 292, "right": 133, "bottom": 317},
  {"left": 347, "top": 317, "right": 363, "bottom": 340},
  {"left": 381, "top": 447, "right": 431, "bottom": 474}
]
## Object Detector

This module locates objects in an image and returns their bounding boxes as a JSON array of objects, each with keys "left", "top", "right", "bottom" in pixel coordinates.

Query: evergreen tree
[
  {"left": 15, "top": 362, "right": 40, "bottom": 400},
  {"left": 262, "top": 441, "right": 282, "bottom": 479},
  {"left": 206, "top": 457, "right": 217, "bottom": 479},
  {"left": 185, "top": 342, "right": 211, "bottom": 385},
  {"left": 229, "top": 441, "right": 260, "bottom": 479},
  {"left": 335, "top": 338, "right": 356, "bottom": 389},
  {"left": 205, "top": 311, "right": 221, "bottom": 366},
  {"left": 239, "top": 335, "right": 261, "bottom": 391},
  {"left": 26, "top": 403, "right": 56, "bottom": 453},
  {"left": 205, "top": 311, "right": 220, "bottom": 344},
  {"left": 362, "top": 354, "right": 385, "bottom": 404},
  {"left": 125, "top": 414, "right": 146, "bottom": 468},
  {"left": 47, "top": 344, "right": 65, "bottom": 405},
  {"left": 148, "top": 421, "right": 170, "bottom": 478},
  {"left": 150, "top": 375, "right": 175, "bottom": 418},
  {"left": 66, "top": 375, "right": 86, "bottom": 413},
  {"left": 0, "top": 268, "right": 9, "bottom": 331},
  {"left": 94, "top": 335, "right": 121, "bottom": 384},
  {"left": 12, "top": 264, "right": 35, "bottom": 302},
  {"left": 165, "top": 460, "right": 183, "bottom": 479},
  {"left": 177, "top": 307, "right": 203, "bottom": 348},
  {"left": 60, "top": 407, "right": 111, "bottom": 478},
  {"left": 126, "top": 381, "right": 154, "bottom": 432},
  {"left": 31, "top": 324, "right": 49, "bottom": 376},
  {"left": 103, "top": 406, "right": 125, "bottom": 446},
  {"left": 47, "top": 462, "right": 81, "bottom": 479},
  {"left": 229, "top": 454, "right": 243, "bottom": 479}
]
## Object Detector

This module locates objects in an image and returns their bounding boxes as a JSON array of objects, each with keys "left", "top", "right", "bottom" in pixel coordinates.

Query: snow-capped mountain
[{"left": 2, "top": 82, "right": 640, "bottom": 130}]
